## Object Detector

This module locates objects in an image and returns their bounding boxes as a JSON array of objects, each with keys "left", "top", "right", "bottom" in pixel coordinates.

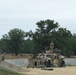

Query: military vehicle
[{"left": 28, "top": 42, "right": 65, "bottom": 68}]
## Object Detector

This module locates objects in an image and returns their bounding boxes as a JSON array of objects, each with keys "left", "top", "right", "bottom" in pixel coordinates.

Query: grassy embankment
[{"left": 0, "top": 68, "right": 26, "bottom": 75}]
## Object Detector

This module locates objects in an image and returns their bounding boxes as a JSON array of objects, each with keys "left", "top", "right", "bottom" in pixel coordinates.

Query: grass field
[{"left": 0, "top": 68, "right": 26, "bottom": 75}]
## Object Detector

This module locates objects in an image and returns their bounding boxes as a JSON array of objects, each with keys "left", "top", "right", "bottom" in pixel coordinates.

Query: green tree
[
  {"left": 2, "top": 28, "right": 26, "bottom": 56},
  {"left": 52, "top": 28, "right": 72, "bottom": 48},
  {"left": 51, "top": 28, "right": 72, "bottom": 56},
  {"left": 26, "top": 19, "right": 59, "bottom": 54},
  {"left": 0, "top": 34, "right": 9, "bottom": 53},
  {"left": 26, "top": 20, "right": 72, "bottom": 56},
  {"left": 65, "top": 34, "right": 76, "bottom": 57},
  {"left": 23, "top": 39, "right": 35, "bottom": 53}
]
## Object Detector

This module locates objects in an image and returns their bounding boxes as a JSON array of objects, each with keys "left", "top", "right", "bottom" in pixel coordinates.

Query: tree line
[{"left": 0, "top": 19, "right": 76, "bottom": 57}]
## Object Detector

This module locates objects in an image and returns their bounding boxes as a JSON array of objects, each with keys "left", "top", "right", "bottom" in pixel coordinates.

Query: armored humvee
[
  {"left": 28, "top": 42, "right": 65, "bottom": 68},
  {"left": 32, "top": 50, "right": 65, "bottom": 68}
]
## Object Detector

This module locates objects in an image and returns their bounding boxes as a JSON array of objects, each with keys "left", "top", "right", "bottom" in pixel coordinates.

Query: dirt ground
[
  {"left": 4, "top": 54, "right": 33, "bottom": 59},
  {"left": 22, "top": 66, "right": 76, "bottom": 75}
]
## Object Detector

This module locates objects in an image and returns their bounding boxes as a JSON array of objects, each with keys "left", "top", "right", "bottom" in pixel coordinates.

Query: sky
[{"left": 0, "top": 0, "right": 76, "bottom": 38}]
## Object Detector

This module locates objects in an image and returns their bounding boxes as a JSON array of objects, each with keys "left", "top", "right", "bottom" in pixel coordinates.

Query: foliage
[
  {"left": 1, "top": 28, "right": 26, "bottom": 56},
  {"left": 51, "top": 28, "right": 72, "bottom": 55},
  {"left": 22, "top": 39, "right": 35, "bottom": 53},
  {"left": 26, "top": 19, "right": 73, "bottom": 56},
  {"left": 0, "top": 19, "right": 76, "bottom": 57},
  {"left": 0, "top": 34, "right": 10, "bottom": 53},
  {"left": 65, "top": 35, "right": 76, "bottom": 57},
  {"left": 33, "top": 20, "right": 59, "bottom": 53}
]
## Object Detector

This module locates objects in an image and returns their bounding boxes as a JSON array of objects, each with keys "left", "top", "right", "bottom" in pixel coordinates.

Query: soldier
[
  {"left": 28, "top": 55, "right": 33, "bottom": 67},
  {"left": 50, "top": 41, "right": 54, "bottom": 50},
  {"left": 1, "top": 52, "right": 6, "bottom": 61}
]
